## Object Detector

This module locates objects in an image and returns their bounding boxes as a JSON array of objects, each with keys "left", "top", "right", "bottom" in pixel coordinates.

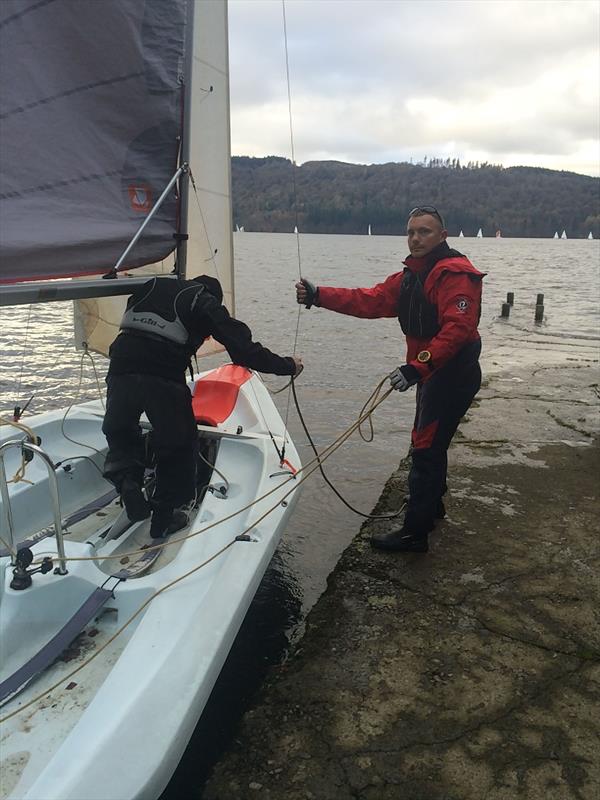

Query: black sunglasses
[{"left": 408, "top": 206, "right": 445, "bottom": 227}]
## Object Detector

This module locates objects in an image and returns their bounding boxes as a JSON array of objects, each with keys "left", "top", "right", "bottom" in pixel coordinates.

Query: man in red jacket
[{"left": 296, "top": 206, "right": 484, "bottom": 553}]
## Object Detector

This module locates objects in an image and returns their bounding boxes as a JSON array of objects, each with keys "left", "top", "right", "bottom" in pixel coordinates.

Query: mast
[{"left": 176, "top": 0, "right": 198, "bottom": 280}]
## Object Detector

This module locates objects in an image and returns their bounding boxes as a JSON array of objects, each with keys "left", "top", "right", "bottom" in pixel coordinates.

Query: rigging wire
[
  {"left": 14, "top": 303, "right": 33, "bottom": 403},
  {"left": 281, "top": 0, "right": 304, "bottom": 447}
]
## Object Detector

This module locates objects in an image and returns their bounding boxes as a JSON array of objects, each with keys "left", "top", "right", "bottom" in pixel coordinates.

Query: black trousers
[
  {"left": 404, "top": 341, "right": 482, "bottom": 534},
  {"left": 102, "top": 373, "right": 197, "bottom": 513}
]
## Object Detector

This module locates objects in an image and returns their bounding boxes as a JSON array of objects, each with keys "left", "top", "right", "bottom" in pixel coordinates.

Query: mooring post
[
  {"left": 506, "top": 292, "right": 514, "bottom": 305},
  {"left": 536, "top": 293, "right": 545, "bottom": 305},
  {"left": 535, "top": 303, "right": 544, "bottom": 322},
  {"left": 501, "top": 302, "right": 511, "bottom": 318}
]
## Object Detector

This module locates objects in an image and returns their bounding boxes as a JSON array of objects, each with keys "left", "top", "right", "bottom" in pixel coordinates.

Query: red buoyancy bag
[{"left": 192, "top": 365, "right": 252, "bottom": 426}]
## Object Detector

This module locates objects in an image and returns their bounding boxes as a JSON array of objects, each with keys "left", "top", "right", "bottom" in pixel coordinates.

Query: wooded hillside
[{"left": 231, "top": 157, "right": 599, "bottom": 238}]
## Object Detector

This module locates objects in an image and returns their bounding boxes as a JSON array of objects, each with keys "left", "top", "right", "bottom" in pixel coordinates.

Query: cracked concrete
[{"left": 203, "top": 349, "right": 599, "bottom": 800}]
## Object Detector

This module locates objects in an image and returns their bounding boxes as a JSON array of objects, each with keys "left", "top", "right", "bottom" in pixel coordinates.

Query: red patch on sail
[{"left": 128, "top": 184, "right": 152, "bottom": 212}]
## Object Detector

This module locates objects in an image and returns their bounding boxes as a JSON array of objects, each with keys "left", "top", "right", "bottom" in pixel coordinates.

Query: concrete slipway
[{"left": 203, "top": 328, "right": 599, "bottom": 800}]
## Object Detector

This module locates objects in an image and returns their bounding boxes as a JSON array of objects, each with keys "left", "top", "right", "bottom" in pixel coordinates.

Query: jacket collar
[{"left": 403, "top": 240, "right": 453, "bottom": 273}]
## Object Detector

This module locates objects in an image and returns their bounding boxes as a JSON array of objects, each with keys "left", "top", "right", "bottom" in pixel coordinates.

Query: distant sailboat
[
  {"left": 235, "top": 223, "right": 240, "bottom": 232},
  {"left": 458, "top": 230, "right": 464, "bottom": 237},
  {"left": 294, "top": 225, "right": 298, "bottom": 234},
  {"left": 239, "top": 225, "right": 244, "bottom": 232},
  {"left": 588, "top": 232, "right": 593, "bottom": 239},
  {"left": 368, "top": 224, "right": 371, "bottom": 236},
  {"left": 476, "top": 228, "right": 483, "bottom": 238},
  {"left": 495, "top": 230, "right": 502, "bottom": 238},
  {"left": 561, "top": 230, "right": 567, "bottom": 239},
  {"left": 553, "top": 231, "right": 559, "bottom": 239}
]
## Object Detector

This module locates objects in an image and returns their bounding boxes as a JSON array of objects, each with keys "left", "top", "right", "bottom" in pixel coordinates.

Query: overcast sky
[{"left": 228, "top": 0, "right": 600, "bottom": 177}]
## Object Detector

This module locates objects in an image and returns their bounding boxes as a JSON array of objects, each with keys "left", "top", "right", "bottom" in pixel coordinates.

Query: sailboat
[
  {"left": 458, "top": 230, "right": 464, "bottom": 237},
  {"left": 554, "top": 231, "right": 559, "bottom": 239},
  {"left": 477, "top": 228, "right": 483, "bottom": 238},
  {"left": 294, "top": 225, "right": 299, "bottom": 234},
  {"left": 588, "top": 232, "right": 593, "bottom": 239},
  {"left": 0, "top": 3, "right": 301, "bottom": 799},
  {"left": 367, "top": 224, "right": 372, "bottom": 236},
  {"left": 561, "top": 229, "right": 567, "bottom": 239}
]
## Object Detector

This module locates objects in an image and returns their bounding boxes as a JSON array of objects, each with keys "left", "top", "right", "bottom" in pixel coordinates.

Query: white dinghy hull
[{"left": 0, "top": 367, "right": 301, "bottom": 800}]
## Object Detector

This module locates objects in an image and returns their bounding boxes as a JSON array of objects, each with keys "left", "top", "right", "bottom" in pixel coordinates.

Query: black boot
[
  {"left": 150, "top": 508, "right": 189, "bottom": 539},
  {"left": 370, "top": 527, "right": 429, "bottom": 553},
  {"left": 120, "top": 477, "right": 150, "bottom": 522},
  {"left": 435, "top": 499, "right": 446, "bottom": 519}
]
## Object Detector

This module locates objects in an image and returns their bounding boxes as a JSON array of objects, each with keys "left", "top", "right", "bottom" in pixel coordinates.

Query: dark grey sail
[{"left": 0, "top": 0, "right": 188, "bottom": 283}]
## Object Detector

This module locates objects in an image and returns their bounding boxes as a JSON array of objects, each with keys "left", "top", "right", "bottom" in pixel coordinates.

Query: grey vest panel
[{"left": 119, "top": 279, "right": 195, "bottom": 346}]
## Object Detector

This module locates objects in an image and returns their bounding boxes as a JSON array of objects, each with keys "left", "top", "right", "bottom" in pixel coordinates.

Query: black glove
[
  {"left": 299, "top": 278, "right": 319, "bottom": 309},
  {"left": 389, "top": 364, "right": 420, "bottom": 392}
]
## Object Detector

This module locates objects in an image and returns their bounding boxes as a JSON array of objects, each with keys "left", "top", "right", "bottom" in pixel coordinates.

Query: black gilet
[{"left": 397, "top": 242, "right": 465, "bottom": 338}]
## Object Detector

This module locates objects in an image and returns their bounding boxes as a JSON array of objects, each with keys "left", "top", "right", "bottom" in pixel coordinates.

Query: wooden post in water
[
  {"left": 501, "top": 302, "right": 511, "bottom": 318},
  {"left": 506, "top": 292, "right": 514, "bottom": 305},
  {"left": 535, "top": 292, "right": 545, "bottom": 322}
]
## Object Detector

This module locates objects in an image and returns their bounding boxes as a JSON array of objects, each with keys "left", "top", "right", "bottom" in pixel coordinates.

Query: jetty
[{"left": 203, "top": 333, "right": 600, "bottom": 800}]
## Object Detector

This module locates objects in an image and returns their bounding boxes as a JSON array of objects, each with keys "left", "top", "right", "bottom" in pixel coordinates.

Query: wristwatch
[{"left": 417, "top": 350, "right": 432, "bottom": 364}]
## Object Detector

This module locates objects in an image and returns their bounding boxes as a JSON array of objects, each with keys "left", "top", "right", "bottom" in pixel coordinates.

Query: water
[{"left": 1, "top": 235, "right": 599, "bottom": 793}]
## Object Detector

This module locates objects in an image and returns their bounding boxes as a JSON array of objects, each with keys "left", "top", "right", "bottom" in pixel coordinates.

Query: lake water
[{"left": 1, "top": 234, "right": 599, "bottom": 793}]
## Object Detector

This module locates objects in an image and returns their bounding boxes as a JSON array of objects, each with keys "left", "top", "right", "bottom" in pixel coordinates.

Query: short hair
[{"left": 407, "top": 205, "right": 445, "bottom": 228}]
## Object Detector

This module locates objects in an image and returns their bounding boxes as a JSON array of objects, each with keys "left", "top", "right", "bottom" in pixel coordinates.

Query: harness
[
  {"left": 397, "top": 246, "right": 470, "bottom": 338},
  {"left": 120, "top": 278, "right": 210, "bottom": 353}
]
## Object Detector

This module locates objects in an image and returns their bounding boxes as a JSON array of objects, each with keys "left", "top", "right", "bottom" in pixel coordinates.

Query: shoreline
[{"left": 202, "top": 348, "right": 599, "bottom": 799}]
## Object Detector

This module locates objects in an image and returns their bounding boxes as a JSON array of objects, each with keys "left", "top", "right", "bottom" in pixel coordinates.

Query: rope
[
  {"left": 1, "top": 375, "right": 400, "bottom": 722},
  {"left": 15, "top": 304, "right": 33, "bottom": 401},
  {"left": 0, "top": 417, "right": 37, "bottom": 486},
  {"left": 28, "top": 372, "right": 396, "bottom": 567},
  {"left": 59, "top": 347, "right": 106, "bottom": 458},
  {"left": 291, "top": 377, "right": 405, "bottom": 520}
]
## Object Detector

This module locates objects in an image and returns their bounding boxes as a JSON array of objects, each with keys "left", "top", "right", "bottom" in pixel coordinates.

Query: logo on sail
[{"left": 128, "top": 184, "right": 152, "bottom": 212}]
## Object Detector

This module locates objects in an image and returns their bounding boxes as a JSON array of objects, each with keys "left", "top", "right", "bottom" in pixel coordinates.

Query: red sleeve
[
  {"left": 409, "top": 272, "right": 482, "bottom": 376},
  {"left": 317, "top": 272, "right": 403, "bottom": 318}
]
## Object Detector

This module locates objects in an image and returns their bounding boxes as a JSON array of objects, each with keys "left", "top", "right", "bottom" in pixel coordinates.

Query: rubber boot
[
  {"left": 370, "top": 527, "right": 429, "bottom": 553},
  {"left": 150, "top": 508, "right": 189, "bottom": 539},
  {"left": 120, "top": 477, "right": 150, "bottom": 522}
]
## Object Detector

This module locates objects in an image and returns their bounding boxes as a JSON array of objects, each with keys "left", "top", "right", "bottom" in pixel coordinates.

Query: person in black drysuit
[{"left": 102, "top": 275, "right": 303, "bottom": 538}]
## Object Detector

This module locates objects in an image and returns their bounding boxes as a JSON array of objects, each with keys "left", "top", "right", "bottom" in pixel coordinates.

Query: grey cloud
[{"left": 229, "top": 0, "right": 600, "bottom": 172}]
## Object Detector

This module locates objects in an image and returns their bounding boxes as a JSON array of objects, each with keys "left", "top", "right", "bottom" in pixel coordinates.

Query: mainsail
[
  {"left": 0, "top": 0, "right": 233, "bottom": 358},
  {"left": 0, "top": 0, "right": 187, "bottom": 282},
  {"left": 74, "top": 0, "right": 234, "bottom": 357}
]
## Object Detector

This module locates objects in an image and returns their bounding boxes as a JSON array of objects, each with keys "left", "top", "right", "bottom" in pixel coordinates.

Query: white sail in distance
[{"left": 74, "top": 1, "right": 233, "bottom": 360}]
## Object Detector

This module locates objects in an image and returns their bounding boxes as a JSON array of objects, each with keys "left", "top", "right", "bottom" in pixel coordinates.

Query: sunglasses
[{"left": 408, "top": 206, "right": 445, "bottom": 227}]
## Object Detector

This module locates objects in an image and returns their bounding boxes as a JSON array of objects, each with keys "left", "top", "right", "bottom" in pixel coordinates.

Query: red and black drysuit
[{"left": 316, "top": 240, "right": 485, "bottom": 534}]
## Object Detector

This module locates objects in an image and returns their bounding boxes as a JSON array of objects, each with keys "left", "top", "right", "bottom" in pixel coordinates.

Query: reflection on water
[{"left": 1, "top": 235, "right": 599, "bottom": 792}]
